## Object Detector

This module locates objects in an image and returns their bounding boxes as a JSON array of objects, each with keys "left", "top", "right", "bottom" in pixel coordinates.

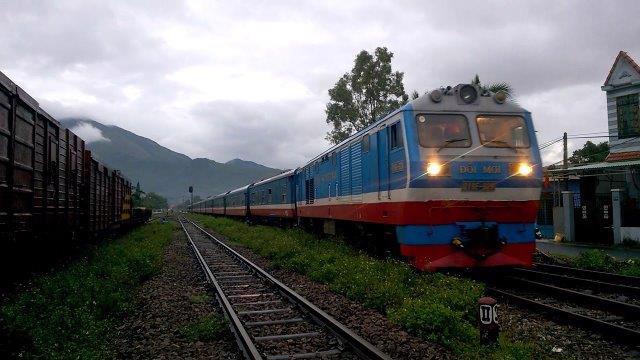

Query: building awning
[{"left": 549, "top": 159, "right": 640, "bottom": 174}]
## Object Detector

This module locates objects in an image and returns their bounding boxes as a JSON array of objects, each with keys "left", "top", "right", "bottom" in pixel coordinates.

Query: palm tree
[{"left": 471, "top": 74, "right": 514, "bottom": 99}]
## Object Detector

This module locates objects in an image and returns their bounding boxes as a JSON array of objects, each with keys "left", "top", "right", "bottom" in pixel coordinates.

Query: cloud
[
  {"left": 0, "top": 1, "right": 638, "bottom": 169},
  {"left": 70, "top": 122, "right": 110, "bottom": 143}
]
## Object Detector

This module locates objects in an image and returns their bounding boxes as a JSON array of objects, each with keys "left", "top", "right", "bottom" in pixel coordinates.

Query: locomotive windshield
[
  {"left": 477, "top": 115, "right": 530, "bottom": 148},
  {"left": 416, "top": 114, "right": 471, "bottom": 148}
]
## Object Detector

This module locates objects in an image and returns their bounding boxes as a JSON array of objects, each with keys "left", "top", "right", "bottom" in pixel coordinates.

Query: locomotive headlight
[
  {"left": 459, "top": 85, "right": 478, "bottom": 104},
  {"left": 426, "top": 162, "right": 442, "bottom": 176},
  {"left": 430, "top": 89, "right": 443, "bottom": 103},
  {"left": 494, "top": 91, "right": 507, "bottom": 104},
  {"left": 517, "top": 163, "right": 533, "bottom": 176}
]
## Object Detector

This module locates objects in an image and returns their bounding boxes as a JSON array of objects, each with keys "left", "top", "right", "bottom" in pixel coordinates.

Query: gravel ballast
[
  {"left": 113, "top": 226, "right": 242, "bottom": 359},
  {"left": 196, "top": 219, "right": 640, "bottom": 360},
  {"left": 199, "top": 226, "right": 452, "bottom": 360}
]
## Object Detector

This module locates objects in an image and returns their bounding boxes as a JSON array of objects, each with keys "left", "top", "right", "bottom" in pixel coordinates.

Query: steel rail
[
  {"left": 511, "top": 268, "right": 640, "bottom": 297},
  {"left": 488, "top": 287, "right": 640, "bottom": 344},
  {"left": 179, "top": 219, "right": 263, "bottom": 359},
  {"left": 533, "top": 263, "right": 640, "bottom": 287},
  {"left": 504, "top": 276, "right": 640, "bottom": 319},
  {"left": 182, "top": 217, "right": 391, "bottom": 360}
]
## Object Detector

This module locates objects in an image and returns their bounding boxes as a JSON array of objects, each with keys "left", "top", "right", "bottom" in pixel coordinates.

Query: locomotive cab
[{"left": 398, "top": 84, "right": 542, "bottom": 270}]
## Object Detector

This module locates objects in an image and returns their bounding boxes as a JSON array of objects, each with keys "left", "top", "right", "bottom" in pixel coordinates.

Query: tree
[
  {"left": 325, "top": 47, "right": 409, "bottom": 144},
  {"left": 569, "top": 141, "right": 609, "bottom": 164},
  {"left": 131, "top": 182, "right": 145, "bottom": 207},
  {"left": 141, "top": 192, "right": 169, "bottom": 210},
  {"left": 471, "top": 74, "right": 514, "bottom": 99}
]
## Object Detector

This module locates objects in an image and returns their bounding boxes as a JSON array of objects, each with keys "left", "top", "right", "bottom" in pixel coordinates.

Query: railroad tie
[
  {"left": 237, "top": 307, "right": 291, "bottom": 315},
  {"left": 254, "top": 332, "right": 320, "bottom": 342},
  {"left": 266, "top": 349, "right": 342, "bottom": 360},
  {"left": 244, "top": 318, "right": 305, "bottom": 327}
]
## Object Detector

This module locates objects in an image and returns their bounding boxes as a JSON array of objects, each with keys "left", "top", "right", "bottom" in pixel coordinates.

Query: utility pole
[
  {"left": 563, "top": 132, "right": 568, "bottom": 170},
  {"left": 563, "top": 132, "right": 568, "bottom": 191}
]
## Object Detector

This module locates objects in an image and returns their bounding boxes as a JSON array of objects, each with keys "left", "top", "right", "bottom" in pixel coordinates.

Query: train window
[
  {"left": 416, "top": 114, "right": 471, "bottom": 148},
  {"left": 362, "top": 134, "right": 370, "bottom": 152},
  {"left": 476, "top": 115, "right": 530, "bottom": 148},
  {"left": 390, "top": 123, "right": 403, "bottom": 149}
]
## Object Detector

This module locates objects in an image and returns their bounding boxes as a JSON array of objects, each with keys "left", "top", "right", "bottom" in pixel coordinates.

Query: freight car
[
  {"left": 192, "top": 84, "right": 542, "bottom": 271},
  {"left": 0, "top": 70, "right": 149, "bottom": 276}
]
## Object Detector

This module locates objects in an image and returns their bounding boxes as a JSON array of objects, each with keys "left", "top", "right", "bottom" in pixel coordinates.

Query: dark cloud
[{"left": 0, "top": 0, "right": 638, "bottom": 168}]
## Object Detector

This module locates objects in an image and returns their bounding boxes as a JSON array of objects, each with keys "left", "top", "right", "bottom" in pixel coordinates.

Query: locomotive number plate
[{"left": 461, "top": 181, "right": 496, "bottom": 192}]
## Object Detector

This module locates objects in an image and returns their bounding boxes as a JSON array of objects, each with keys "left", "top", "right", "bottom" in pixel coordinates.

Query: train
[
  {"left": 192, "top": 84, "right": 543, "bottom": 271},
  {"left": 0, "top": 70, "right": 151, "bottom": 271}
]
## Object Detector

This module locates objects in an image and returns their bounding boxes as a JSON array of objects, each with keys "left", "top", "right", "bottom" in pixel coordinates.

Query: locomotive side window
[
  {"left": 390, "top": 123, "right": 403, "bottom": 149},
  {"left": 416, "top": 114, "right": 471, "bottom": 148},
  {"left": 476, "top": 115, "right": 530, "bottom": 148}
]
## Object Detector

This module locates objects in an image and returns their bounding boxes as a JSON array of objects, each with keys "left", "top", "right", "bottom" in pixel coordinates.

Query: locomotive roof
[
  {"left": 303, "top": 85, "right": 528, "bottom": 167},
  {"left": 408, "top": 87, "right": 527, "bottom": 114},
  {"left": 252, "top": 169, "right": 295, "bottom": 187},
  {"left": 228, "top": 184, "right": 250, "bottom": 195}
]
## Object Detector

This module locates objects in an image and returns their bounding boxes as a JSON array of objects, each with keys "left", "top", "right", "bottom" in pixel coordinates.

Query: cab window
[
  {"left": 476, "top": 115, "right": 530, "bottom": 148},
  {"left": 416, "top": 114, "right": 471, "bottom": 148},
  {"left": 390, "top": 123, "right": 403, "bottom": 149}
]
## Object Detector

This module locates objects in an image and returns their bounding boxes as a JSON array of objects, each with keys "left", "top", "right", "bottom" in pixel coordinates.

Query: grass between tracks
[
  {"left": 190, "top": 214, "right": 536, "bottom": 360},
  {"left": 0, "top": 221, "right": 174, "bottom": 359},
  {"left": 552, "top": 249, "right": 640, "bottom": 276},
  {"left": 179, "top": 313, "right": 226, "bottom": 342}
]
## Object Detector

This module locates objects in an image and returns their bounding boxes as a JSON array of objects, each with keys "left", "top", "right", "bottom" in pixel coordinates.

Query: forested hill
[{"left": 61, "top": 118, "right": 282, "bottom": 205}]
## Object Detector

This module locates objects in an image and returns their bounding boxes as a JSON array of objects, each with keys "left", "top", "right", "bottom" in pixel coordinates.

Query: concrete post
[
  {"left": 611, "top": 189, "right": 623, "bottom": 245},
  {"left": 562, "top": 191, "right": 575, "bottom": 242}
]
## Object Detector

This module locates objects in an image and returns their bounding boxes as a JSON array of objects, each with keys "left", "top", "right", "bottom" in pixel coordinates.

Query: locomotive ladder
[{"left": 179, "top": 217, "right": 390, "bottom": 360}]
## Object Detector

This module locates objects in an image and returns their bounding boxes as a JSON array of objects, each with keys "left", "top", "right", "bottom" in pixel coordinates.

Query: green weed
[
  {"left": 179, "top": 314, "right": 226, "bottom": 342},
  {"left": 574, "top": 249, "right": 616, "bottom": 271},
  {"left": 0, "top": 222, "right": 174, "bottom": 359},
  {"left": 189, "top": 214, "right": 530, "bottom": 359},
  {"left": 189, "top": 293, "right": 211, "bottom": 304}
]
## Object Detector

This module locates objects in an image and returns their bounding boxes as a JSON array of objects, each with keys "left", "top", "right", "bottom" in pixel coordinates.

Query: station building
[{"left": 539, "top": 51, "right": 640, "bottom": 244}]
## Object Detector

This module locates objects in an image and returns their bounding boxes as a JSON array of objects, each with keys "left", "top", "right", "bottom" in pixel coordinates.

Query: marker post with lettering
[{"left": 478, "top": 296, "right": 499, "bottom": 345}]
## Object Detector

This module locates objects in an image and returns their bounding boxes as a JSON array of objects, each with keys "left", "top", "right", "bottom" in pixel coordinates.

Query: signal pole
[{"left": 188, "top": 186, "right": 193, "bottom": 211}]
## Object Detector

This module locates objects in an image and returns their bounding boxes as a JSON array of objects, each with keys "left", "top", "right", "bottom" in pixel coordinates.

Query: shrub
[
  {"left": 575, "top": 249, "right": 616, "bottom": 272},
  {"left": 620, "top": 258, "right": 640, "bottom": 277}
]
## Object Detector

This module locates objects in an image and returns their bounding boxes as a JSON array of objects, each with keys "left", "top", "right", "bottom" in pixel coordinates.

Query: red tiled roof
[
  {"left": 606, "top": 151, "right": 640, "bottom": 162},
  {"left": 604, "top": 51, "right": 640, "bottom": 86}
]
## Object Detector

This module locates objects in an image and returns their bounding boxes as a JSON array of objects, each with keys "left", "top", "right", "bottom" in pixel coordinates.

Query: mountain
[{"left": 61, "top": 118, "right": 282, "bottom": 205}]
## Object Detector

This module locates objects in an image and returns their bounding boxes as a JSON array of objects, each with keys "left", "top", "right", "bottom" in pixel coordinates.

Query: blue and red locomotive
[{"left": 193, "top": 84, "right": 542, "bottom": 270}]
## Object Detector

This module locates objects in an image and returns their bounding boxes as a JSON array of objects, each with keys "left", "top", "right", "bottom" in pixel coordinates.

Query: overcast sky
[{"left": 2, "top": 0, "right": 639, "bottom": 168}]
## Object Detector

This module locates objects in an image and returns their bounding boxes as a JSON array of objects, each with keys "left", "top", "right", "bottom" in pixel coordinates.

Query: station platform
[{"left": 536, "top": 239, "right": 640, "bottom": 261}]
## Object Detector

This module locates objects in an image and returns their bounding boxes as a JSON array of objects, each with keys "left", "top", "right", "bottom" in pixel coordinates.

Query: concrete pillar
[
  {"left": 612, "top": 189, "right": 623, "bottom": 245},
  {"left": 562, "top": 191, "right": 575, "bottom": 242}
]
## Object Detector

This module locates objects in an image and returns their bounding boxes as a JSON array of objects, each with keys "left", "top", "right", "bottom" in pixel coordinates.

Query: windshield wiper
[
  {"left": 487, "top": 140, "right": 518, "bottom": 152},
  {"left": 437, "top": 138, "right": 469, "bottom": 152}
]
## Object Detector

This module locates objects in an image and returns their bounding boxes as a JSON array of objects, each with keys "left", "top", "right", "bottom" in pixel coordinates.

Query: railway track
[
  {"left": 178, "top": 217, "right": 390, "bottom": 360},
  {"left": 488, "top": 263, "right": 640, "bottom": 344}
]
